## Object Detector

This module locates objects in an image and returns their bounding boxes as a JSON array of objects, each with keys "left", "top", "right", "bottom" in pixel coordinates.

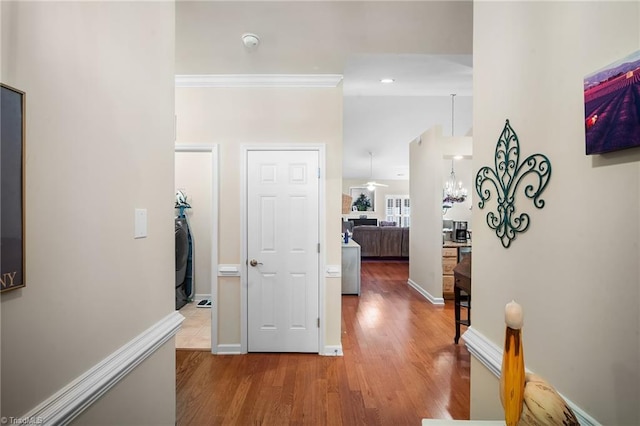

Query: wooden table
[{"left": 453, "top": 255, "right": 471, "bottom": 344}]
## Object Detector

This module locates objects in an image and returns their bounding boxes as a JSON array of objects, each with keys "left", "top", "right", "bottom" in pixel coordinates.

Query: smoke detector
[{"left": 242, "top": 33, "right": 260, "bottom": 50}]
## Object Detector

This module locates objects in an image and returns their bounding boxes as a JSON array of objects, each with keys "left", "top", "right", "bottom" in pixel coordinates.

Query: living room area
[
  {"left": 340, "top": 63, "right": 474, "bottom": 267},
  {"left": 341, "top": 178, "right": 411, "bottom": 259},
  {"left": 340, "top": 66, "right": 475, "bottom": 319}
]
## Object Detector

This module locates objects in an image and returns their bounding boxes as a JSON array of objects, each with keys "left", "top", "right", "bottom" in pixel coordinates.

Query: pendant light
[{"left": 443, "top": 94, "right": 467, "bottom": 206}]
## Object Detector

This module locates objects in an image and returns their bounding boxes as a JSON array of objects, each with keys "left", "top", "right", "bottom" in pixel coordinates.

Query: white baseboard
[
  {"left": 462, "top": 327, "right": 601, "bottom": 426},
  {"left": 23, "top": 311, "right": 184, "bottom": 426},
  {"left": 194, "top": 293, "right": 211, "bottom": 301},
  {"left": 321, "top": 345, "right": 343, "bottom": 356},
  {"left": 216, "top": 344, "right": 242, "bottom": 355},
  {"left": 214, "top": 344, "right": 342, "bottom": 356},
  {"left": 407, "top": 279, "right": 445, "bottom": 305}
]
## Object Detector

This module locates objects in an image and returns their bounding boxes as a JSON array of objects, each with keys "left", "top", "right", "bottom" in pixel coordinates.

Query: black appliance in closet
[
  {"left": 175, "top": 190, "right": 195, "bottom": 310},
  {"left": 175, "top": 217, "right": 191, "bottom": 310}
]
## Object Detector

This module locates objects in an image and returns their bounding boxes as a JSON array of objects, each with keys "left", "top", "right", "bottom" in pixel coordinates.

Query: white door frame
[
  {"left": 241, "top": 144, "right": 326, "bottom": 354},
  {"left": 175, "top": 144, "right": 219, "bottom": 354}
]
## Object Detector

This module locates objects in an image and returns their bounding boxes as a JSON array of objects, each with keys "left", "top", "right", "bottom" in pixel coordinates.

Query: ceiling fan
[{"left": 362, "top": 152, "right": 388, "bottom": 191}]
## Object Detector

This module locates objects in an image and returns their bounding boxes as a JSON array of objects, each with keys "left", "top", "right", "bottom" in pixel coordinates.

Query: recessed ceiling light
[
  {"left": 453, "top": 155, "right": 464, "bottom": 160},
  {"left": 380, "top": 78, "right": 395, "bottom": 84}
]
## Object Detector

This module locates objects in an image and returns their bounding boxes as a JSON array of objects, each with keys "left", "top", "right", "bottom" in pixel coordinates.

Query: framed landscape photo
[
  {"left": 1, "top": 83, "right": 26, "bottom": 293},
  {"left": 584, "top": 49, "right": 640, "bottom": 155},
  {"left": 349, "top": 187, "right": 375, "bottom": 212}
]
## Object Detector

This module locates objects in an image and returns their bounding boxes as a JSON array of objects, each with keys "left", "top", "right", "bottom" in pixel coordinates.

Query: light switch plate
[
  {"left": 325, "top": 265, "right": 341, "bottom": 278},
  {"left": 134, "top": 208, "right": 147, "bottom": 239}
]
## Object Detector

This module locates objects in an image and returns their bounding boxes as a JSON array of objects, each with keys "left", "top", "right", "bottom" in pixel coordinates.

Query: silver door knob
[{"left": 249, "top": 259, "right": 263, "bottom": 267}]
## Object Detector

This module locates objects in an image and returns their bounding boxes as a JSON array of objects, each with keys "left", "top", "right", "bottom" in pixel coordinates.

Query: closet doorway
[{"left": 174, "top": 145, "right": 219, "bottom": 353}]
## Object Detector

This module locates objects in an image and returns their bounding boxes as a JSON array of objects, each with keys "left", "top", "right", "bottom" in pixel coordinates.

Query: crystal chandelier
[
  {"left": 443, "top": 94, "right": 467, "bottom": 208},
  {"left": 443, "top": 159, "right": 467, "bottom": 205}
]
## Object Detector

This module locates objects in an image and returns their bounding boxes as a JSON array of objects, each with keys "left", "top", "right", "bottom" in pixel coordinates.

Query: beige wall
[
  {"left": 409, "top": 130, "right": 473, "bottom": 299},
  {"left": 1, "top": 1, "right": 176, "bottom": 422},
  {"left": 472, "top": 1, "right": 640, "bottom": 424},
  {"left": 71, "top": 342, "right": 176, "bottom": 425},
  {"left": 175, "top": 86, "right": 343, "bottom": 349},
  {"left": 175, "top": 151, "right": 213, "bottom": 298},
  {"left": 409, "top": 128, "right": 445, "bottom": 298},
  {"left": 342, "top": 179, "right": 409, "bottom": 223}
]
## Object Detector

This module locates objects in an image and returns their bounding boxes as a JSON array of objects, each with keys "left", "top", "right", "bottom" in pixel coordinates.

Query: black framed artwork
[{"left": 1, "top": 83, "right": 26, "bottom": 292}]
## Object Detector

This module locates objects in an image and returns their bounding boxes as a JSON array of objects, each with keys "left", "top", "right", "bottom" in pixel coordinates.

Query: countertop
[
  {"left": 443, "top": 240, "right": 472, "bottom": 248},
  {"left": 342, "top": 239, "right": 360, "bottom": 248}
]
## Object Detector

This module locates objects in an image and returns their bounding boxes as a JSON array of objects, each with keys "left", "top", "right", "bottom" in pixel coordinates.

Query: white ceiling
[
  {"left": 343, "top": 54, "right": 473, "bottom": 98},
  {"left": 342, "top": 54, "right": 473, "bottom": 180},
  {"left": 176, "top": 1, "right": 474, "bottom": 181}
]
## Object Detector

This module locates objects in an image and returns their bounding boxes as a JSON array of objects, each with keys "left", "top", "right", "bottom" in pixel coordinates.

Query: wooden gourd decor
[{"left": 500, "top": 301, "right": 580, "bottom": 425}]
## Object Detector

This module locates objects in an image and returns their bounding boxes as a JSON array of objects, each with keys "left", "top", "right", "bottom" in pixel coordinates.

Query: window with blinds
[{"left": 384, "top": 195, "right": 410, "bottom": 227}]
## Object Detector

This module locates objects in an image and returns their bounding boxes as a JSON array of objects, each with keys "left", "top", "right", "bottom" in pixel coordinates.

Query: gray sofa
[{"left": 351, "top": 225, "right": 409, "bottom": 258}]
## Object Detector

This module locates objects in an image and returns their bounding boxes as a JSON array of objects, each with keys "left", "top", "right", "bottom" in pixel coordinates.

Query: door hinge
[
  {"left": 317, "top": 243, "right": 320, "bottom": 253},
  {"left": 317, "top": 168, "right": 320, "bottom": 179},
  {"left": 317, "top": 318, "right": 320, "bottom": 328}
]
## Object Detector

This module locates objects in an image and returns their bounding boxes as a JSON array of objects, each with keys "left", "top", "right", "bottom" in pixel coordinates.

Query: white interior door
[{"left": 247, "top": 149, "right": 319, "bottom": 352}]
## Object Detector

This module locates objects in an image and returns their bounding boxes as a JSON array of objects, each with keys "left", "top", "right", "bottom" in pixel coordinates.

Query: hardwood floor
[{"left": 176, "top": 260, "right": 470, "bottom": 425}]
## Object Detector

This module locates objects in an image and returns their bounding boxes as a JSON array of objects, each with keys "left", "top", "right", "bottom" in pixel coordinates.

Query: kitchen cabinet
[
  {"left": 442, "top": 247, "right": 458, "bottom": 299},
  {"left": 442, "top": 242, "right": 471, "bottom": 300}
]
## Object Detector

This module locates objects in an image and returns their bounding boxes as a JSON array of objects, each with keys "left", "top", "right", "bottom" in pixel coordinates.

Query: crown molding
[{"left": 175, "top": 74, "right": 343, "bottom": 88}]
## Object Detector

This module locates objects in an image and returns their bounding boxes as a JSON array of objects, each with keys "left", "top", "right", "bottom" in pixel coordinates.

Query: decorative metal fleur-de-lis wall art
[{"left": 475, "top": 120, "right": 552, "bottom": 248}]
